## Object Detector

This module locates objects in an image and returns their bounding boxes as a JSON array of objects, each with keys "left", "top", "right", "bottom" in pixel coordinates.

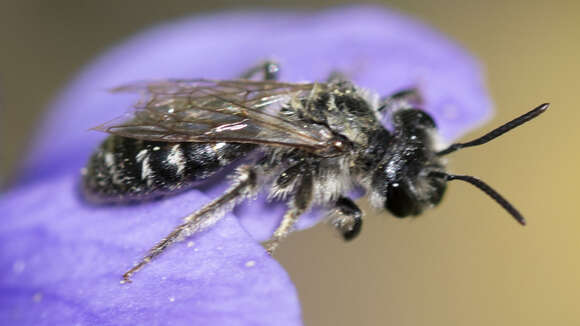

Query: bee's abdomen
[{"left": 82, "top": 136, "right": 256, "bottom": 203}]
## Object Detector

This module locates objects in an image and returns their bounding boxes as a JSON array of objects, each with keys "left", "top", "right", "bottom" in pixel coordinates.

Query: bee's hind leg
[
  {"left": 241, "top": 60, "right": 280, "bottom": 81},
  {"left": 121, "top": 165, "right": 259, "bottom": 283},
  {"left": 263, "top": 171, "right": 313, "bottom": 254}
]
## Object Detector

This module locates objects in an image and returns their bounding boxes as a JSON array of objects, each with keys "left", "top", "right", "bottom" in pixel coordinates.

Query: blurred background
[{"left": 1, "top": 0, "right": 578, "bottom": 325}]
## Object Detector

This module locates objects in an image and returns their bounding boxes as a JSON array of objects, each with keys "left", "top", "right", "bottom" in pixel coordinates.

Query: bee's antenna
[
  {"left": 437, "top": 103, "right": 549, "bottom": 156},
  {"left": 429, "top": 171, "right": 526, "bottom": 226}
]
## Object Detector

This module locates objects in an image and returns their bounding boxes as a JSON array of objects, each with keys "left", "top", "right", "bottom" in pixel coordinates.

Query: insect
[{"left": 81, "top": 61, "right": 548, "bottom": 282}]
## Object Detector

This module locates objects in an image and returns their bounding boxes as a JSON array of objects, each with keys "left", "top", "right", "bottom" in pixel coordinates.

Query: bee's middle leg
[
  {"left": 263, "top": 171, "right": 313, "bottom": 254},
  {"left": 326, "top": 70, "right": 349, "bottom": 83},
  {"left": 241, "top": 60, "right": 280, "bottom": 81}
]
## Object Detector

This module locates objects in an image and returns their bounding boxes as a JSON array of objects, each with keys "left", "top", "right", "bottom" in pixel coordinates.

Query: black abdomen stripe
[{"left": 82, "top": 136, "right": 256, "bottom": 203}]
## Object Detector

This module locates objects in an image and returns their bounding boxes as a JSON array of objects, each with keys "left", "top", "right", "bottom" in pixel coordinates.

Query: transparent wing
[{"left": 93, "top": 79, "right": 345, "bottom": 156}]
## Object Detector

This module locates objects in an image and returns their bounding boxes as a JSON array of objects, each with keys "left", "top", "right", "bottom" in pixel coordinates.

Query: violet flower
[{"left": 0, "top": 6, "right": 491, "bottom": 325}]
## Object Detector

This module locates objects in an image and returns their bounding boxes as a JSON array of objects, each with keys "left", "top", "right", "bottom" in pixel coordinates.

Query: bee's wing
[{"left": 94, "top": 79, "right": 342, "bottom": 156}]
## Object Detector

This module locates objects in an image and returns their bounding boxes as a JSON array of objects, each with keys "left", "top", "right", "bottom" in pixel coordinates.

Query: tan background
[{"left": 1, "top": 0, "right": 579, "bottom": 325}]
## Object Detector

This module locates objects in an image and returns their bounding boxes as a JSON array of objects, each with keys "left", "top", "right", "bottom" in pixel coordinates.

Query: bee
[{"left": 82, "top": 61, "right": 548, "bottom": 282}]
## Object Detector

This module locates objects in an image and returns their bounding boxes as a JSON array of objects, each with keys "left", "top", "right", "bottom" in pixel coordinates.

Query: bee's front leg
[
  {"left": 379, "top": 88, "right": 423, "bottom": 113},
  {"left": 328, "top": 196, "right": 363, "bottom": 241}
]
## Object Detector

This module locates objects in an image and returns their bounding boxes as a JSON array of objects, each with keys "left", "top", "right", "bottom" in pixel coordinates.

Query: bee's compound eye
[
  {"left": 398, "top": 109, "right": 437, "bottom": 129},
  {"left": 428, "top": 177, "right": 447, "bottom": 205},
  {"left": 418, "top": 112, "right": 436, "bottom": 128},
  {"left": 385, "top": 182, "right": 421, "bottom": 217}
]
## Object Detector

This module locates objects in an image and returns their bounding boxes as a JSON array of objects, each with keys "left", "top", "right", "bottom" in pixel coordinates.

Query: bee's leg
[
  {"left": 263, "top": 171, "right": 313, "bottom": 254},
  {"left": 241, "top": 60, "right": 280, "bottom": 81},
  {"left": 326, "top": 70, "right": 349, "bottom": 83},
  {"left": 378, "top": 88, "right": 423, "bottom": 113},
  {"left": 122, "top": 165, "right": 259, "bottom": 283},
  {"left": 327, "top": 196, "right": 363, "bottom": 241}
]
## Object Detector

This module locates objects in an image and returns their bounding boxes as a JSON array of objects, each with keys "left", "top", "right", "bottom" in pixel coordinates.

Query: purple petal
[
  {"left": 0, "top": 173, "right": 300, "bottom": 325},
  {"left": 1, "top": 5, "right": 492, "bottom": 325}
]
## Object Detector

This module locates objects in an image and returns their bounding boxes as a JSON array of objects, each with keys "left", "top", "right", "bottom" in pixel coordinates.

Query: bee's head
[
  {"left": 370, "top": 109, "right": 447, "bottom": 217},
  {"left": 373, "top": 163, "right": 447, "bottom": 218},
  {"left": 370, "top": 103, "right": 549, "bottom": 225}
]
